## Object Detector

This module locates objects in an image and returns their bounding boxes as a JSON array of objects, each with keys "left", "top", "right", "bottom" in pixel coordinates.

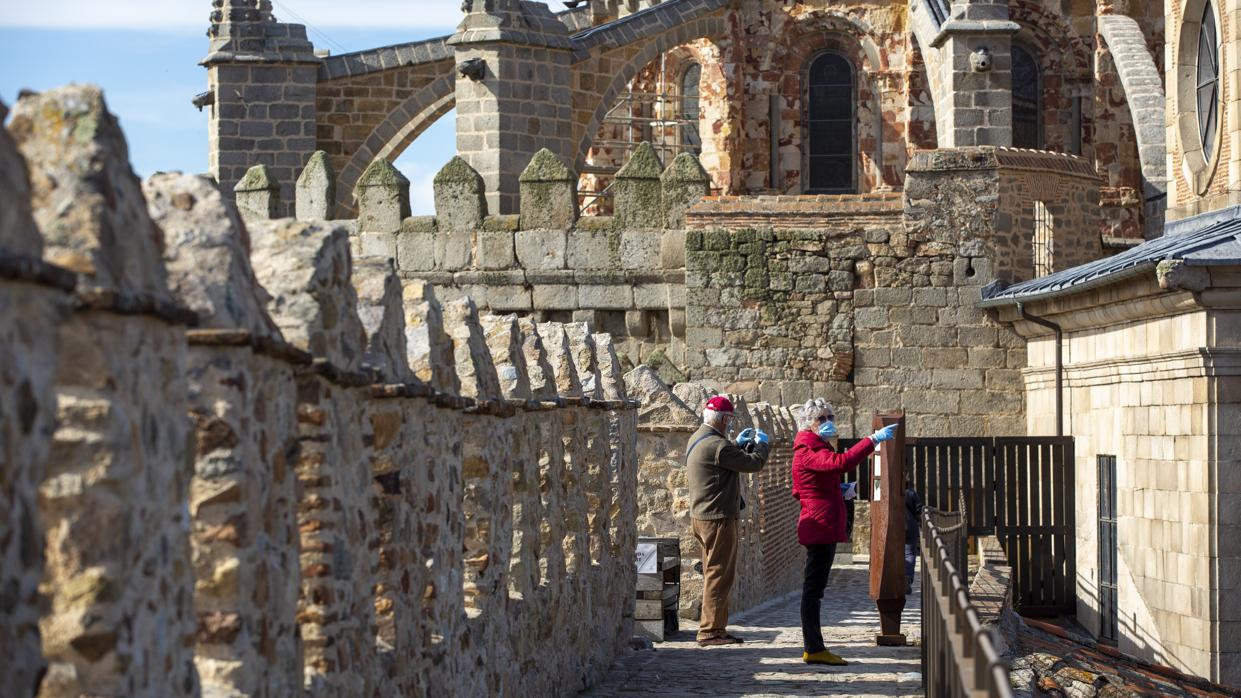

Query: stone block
[
  {"left": 396, "top": 231, "right": 436, "bottom": 272},
  {"left": 477, "top": 230, "right": 515, "bottom": 269},
  {"left": 356, "top": 159, "right": 411, "bottom": 234},
  {"left": 661, "top": 152, "right": 711, "bottom": 229},
  {"left": 12, "top": 84, "right": 170, "bottom": 298},
  {"left": 234, "top": 164, "right": 281, "bottom": 223},
  {"left": 566, "top": 229, "right": 613, "bottom": 269},
  {"left": 352, "top": 257, "right": 414, "bottom": 382},
  {"left": 579, "top": 284, "right": 632, "bottom": 309},
  {"left": 532, "top": 284, "right": 578, "bottom": 309},
  {"left": 489, "top": 285, "right": 533, "bottom": 311},
  {"left": 661, "top": 229, "right": 686, "bottom": 269},
  {"left": 358, "top": 231, "right": 396, "bottom": 260},
  {"left": 519, "top": 148, "right": 577, "bottom": 230},
  {"left": 249, "top": 219, "right": 367, "bottom": 370},
  {"left": 295, "top": 150, "right": 336, "bottom": 220},
  {"left": 435, "top": 229, "right": 474, "bottom": 270},
  {"left": 634, "top": 283, "right": 670, "bottom": 309},
  {"left": 144, "top": 172, "right": 278, "bottom": 338},
  {"left": 686, "top": 326, "right": 722, "bottom": 348},
  {"left": 855, "top": 307, "right": 890, "bottom": 329},
  {"left": 434, "top": 155, "right": 487, "bottom": 232},
  {"left": 620, "top": 230, "right": 662, "bottom": 270},
  {"left": 614, "top": 142, "right": 664, "bottom": 230},
  {"left": 516, "top": 229, "right": 566, "bottom": 270}
]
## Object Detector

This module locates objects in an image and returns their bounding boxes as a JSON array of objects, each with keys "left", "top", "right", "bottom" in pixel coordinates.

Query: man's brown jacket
[{"left": 686, "top": 424, "right": 770, "bottom": 520}]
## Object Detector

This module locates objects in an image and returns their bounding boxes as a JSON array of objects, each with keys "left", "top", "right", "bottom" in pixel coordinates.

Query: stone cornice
[
  {"left": 931, "top": 18, "right": 1020, "bottom": 47},
  {"left": 1021, "top": 348, "right": 1241, "bottom": 388},
  {"left": 996, "top": 279, "right": 1201, "bottom": 337}
]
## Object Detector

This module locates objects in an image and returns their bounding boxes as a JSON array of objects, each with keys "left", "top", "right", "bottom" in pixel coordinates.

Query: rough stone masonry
[{"left": 0, "top": 84, "right": 649, "bottom": 698}]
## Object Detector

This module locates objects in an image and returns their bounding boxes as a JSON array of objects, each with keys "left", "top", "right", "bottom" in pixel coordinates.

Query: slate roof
[{"left": 979, "top": 207, "right": 1241, "bottom": 306}]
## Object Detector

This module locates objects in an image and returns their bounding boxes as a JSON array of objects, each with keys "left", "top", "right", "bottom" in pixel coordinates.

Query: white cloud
[{"left": 0, "top": 0, "right": 560, "bottom": 30}]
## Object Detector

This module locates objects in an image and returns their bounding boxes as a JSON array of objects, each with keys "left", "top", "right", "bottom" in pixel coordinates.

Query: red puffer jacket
[{"left": 792, "top": 430, "right": 876, "bottom": 545}]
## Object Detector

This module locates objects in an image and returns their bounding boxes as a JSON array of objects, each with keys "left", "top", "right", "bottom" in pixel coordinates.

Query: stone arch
[
  {"left": 334, "top": 72, "right": 456, "bottom": 214},
  {"left": 572, "top": 13, "right": 729, "bottom": 170},
  {"left": 1098, "top": 14, "right": 1167, "bottom": 235},
  {"left": 767, "top": 12, "right": 886, "bottom": 193}
]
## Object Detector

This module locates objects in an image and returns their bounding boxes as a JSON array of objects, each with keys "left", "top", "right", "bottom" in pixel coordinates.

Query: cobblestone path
[{"left": 584, "top": 561, "right": 925, "bottom": 697}]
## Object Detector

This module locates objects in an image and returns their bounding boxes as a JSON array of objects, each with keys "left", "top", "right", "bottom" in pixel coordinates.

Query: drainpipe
[{"left": 1017, "top": 302, "right": 1063, "bottom": 437}]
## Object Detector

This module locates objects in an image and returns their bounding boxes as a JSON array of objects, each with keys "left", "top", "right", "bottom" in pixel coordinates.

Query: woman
[{"left": 792, "top": 398, "right": 897, "bottom": 666}]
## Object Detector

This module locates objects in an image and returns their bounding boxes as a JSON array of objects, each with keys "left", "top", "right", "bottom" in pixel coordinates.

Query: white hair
[
  {"left": 796, "top": 398, "right": 835, "bottom": 432},
  {"left": 703, "top": 408, "right": 730, "bottom": 429}
]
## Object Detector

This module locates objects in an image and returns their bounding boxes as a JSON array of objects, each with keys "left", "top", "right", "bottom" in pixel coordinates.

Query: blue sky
[{"left": 0, "top": 1, "right": 555, "bottom": 213}]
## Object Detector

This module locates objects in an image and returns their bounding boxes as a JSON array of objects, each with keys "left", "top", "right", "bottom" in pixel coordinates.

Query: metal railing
[{"left": 920, "top": 507, "right": 1014, "bottom": 698}]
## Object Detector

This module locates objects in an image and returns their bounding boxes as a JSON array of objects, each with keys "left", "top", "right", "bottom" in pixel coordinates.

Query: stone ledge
[{"left": 907, "top": 146, "right": 1098, "bottom": 179}]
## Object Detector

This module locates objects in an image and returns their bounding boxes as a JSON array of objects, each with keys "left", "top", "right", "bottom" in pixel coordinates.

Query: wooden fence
[{"left": 842, "top": 436, "right": 1075, "bottom": 616}]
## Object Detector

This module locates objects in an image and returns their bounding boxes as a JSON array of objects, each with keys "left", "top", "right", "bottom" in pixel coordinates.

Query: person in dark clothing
[
  {"left": 685, "top": 395, "right": 771, "bottom": 646},
  {"left": 904, "top": 485, "right": 923, "bottom": 592},
  {"left": 791, "top": 398, "right": 897, "bottom": 666}
]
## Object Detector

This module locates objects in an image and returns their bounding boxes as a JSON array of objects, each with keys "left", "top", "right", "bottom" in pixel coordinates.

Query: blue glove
[
  {"left": 817, "top": 421, "right": 837, "bottom": 440},
  {"left": 755, "top": 430, "right": 770, "bottom": 445},
  {"left": 870, "top": 424, "right": 898, "bottom": 444},
  {"left": 736, "top": 428, "right": 754, "bottom": 445}
]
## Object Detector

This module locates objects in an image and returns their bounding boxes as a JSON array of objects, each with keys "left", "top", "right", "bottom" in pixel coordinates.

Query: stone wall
[
  {"left": 677, "top": 146, "right": 1099, "bottom": 438},
  {"left": 1000, "top": 273, "right": 1241, "bottom": 685},
  {"left": 233, "top": 143, "right": 1104, "bottom": 441},
  {"left": 0, "top": 85, "right": 640, "bottom": 697}
]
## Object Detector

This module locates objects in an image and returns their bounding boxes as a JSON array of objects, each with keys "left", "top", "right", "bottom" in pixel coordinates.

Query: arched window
[
  {"left": 1197, "top": 0, "right": 1220, "bottom": 158},
  {"left": 1012, "top": 44, "right": 1041, "bottom": 149},
  {"left": 806, "top": 52, "right": 855, "bottom": 194},
  {"left": 679, "top": 62, "right": 702, "bottom": 153}
]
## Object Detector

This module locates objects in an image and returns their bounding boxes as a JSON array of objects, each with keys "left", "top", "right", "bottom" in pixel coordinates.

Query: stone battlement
[{"left": 0, "top": 84, "right": 646, "bottom": 698}]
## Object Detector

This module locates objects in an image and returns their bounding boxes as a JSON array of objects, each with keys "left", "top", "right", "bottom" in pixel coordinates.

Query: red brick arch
[{"left": 767, "top": 11, "right": 887, "bottom": 193}]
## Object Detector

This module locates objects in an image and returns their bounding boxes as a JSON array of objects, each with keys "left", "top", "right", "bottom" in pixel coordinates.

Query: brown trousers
[{"left": 692, "top": 517, "right": 738, "bottom": 639}]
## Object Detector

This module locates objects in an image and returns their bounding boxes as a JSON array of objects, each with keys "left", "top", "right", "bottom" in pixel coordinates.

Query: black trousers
[{"left": 800, "top": 543, "right": 837, "bottom": 654}]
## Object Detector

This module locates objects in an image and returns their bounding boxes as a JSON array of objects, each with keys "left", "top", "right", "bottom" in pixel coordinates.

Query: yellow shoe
[{"left": 803, "top": 649, "right": 849, "bottom": 666}]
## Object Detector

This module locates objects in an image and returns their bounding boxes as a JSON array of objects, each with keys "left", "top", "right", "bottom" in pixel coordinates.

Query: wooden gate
[{"left": 841, "top": 436, "right": 1075, "bottom": 616}]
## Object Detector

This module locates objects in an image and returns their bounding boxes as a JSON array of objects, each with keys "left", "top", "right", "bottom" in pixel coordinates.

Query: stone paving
[{"left": 584, "top": 561, "right": 925, "bottom": 697}]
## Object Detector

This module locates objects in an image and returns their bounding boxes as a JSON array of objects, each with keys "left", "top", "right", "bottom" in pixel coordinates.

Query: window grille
[
  {"left": 1012, "top": 45, "right": 1041, "bottom": 149},
  {"left": 679, "top": 63, "right": 702, "bottom": 153},
  {"left": 806, "top": 52, "right": 855, "bottom": 194},
  {"left": 1033, "top": 201, "right": 1054, "bottom": 277},
  {"left": 1198, "top": 0, "right": 1220, "bottom": 157},
  {"left": 1097, "top": 455, "right": 1118, "bottom": 643}
]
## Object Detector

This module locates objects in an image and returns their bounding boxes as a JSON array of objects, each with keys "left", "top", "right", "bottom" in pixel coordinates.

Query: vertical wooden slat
[
  {"left": 1039, "top": 441, "right": 1054, "bottom": 608},
  {"left": 1064, "top": 439, "right": 1077, "bottom": 614}
]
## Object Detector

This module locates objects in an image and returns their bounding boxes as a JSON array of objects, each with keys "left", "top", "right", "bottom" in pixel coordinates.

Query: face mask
[{"left": 818, "top": 421, "right": 837, "bottom": 440}]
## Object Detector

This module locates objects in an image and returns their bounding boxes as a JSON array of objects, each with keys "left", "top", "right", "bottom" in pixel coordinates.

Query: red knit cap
[{"left": 705, "top": 396, "right": 734, "bottom": 413}]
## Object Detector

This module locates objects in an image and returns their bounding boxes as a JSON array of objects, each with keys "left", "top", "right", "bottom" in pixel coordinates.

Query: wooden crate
[{"left": 634, "top": 537, "right": 682, "bottom": 642}]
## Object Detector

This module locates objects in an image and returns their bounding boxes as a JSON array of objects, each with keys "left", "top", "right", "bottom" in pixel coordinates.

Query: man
[{"left": 686, "top": 396, "right": 771, "bottom": 646}]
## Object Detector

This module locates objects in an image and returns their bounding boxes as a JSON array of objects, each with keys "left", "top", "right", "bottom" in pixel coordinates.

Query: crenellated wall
[
  {"left": 0, "top": 85, "right": 641, "bottom": 698},
  {"left": 226, "top": 138, "right": 1113, "bottom": 440}
]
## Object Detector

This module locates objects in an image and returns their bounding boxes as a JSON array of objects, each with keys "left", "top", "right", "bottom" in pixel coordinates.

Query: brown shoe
[{"left": 697, "top": 635, "right": 742, "bottom": 647}]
